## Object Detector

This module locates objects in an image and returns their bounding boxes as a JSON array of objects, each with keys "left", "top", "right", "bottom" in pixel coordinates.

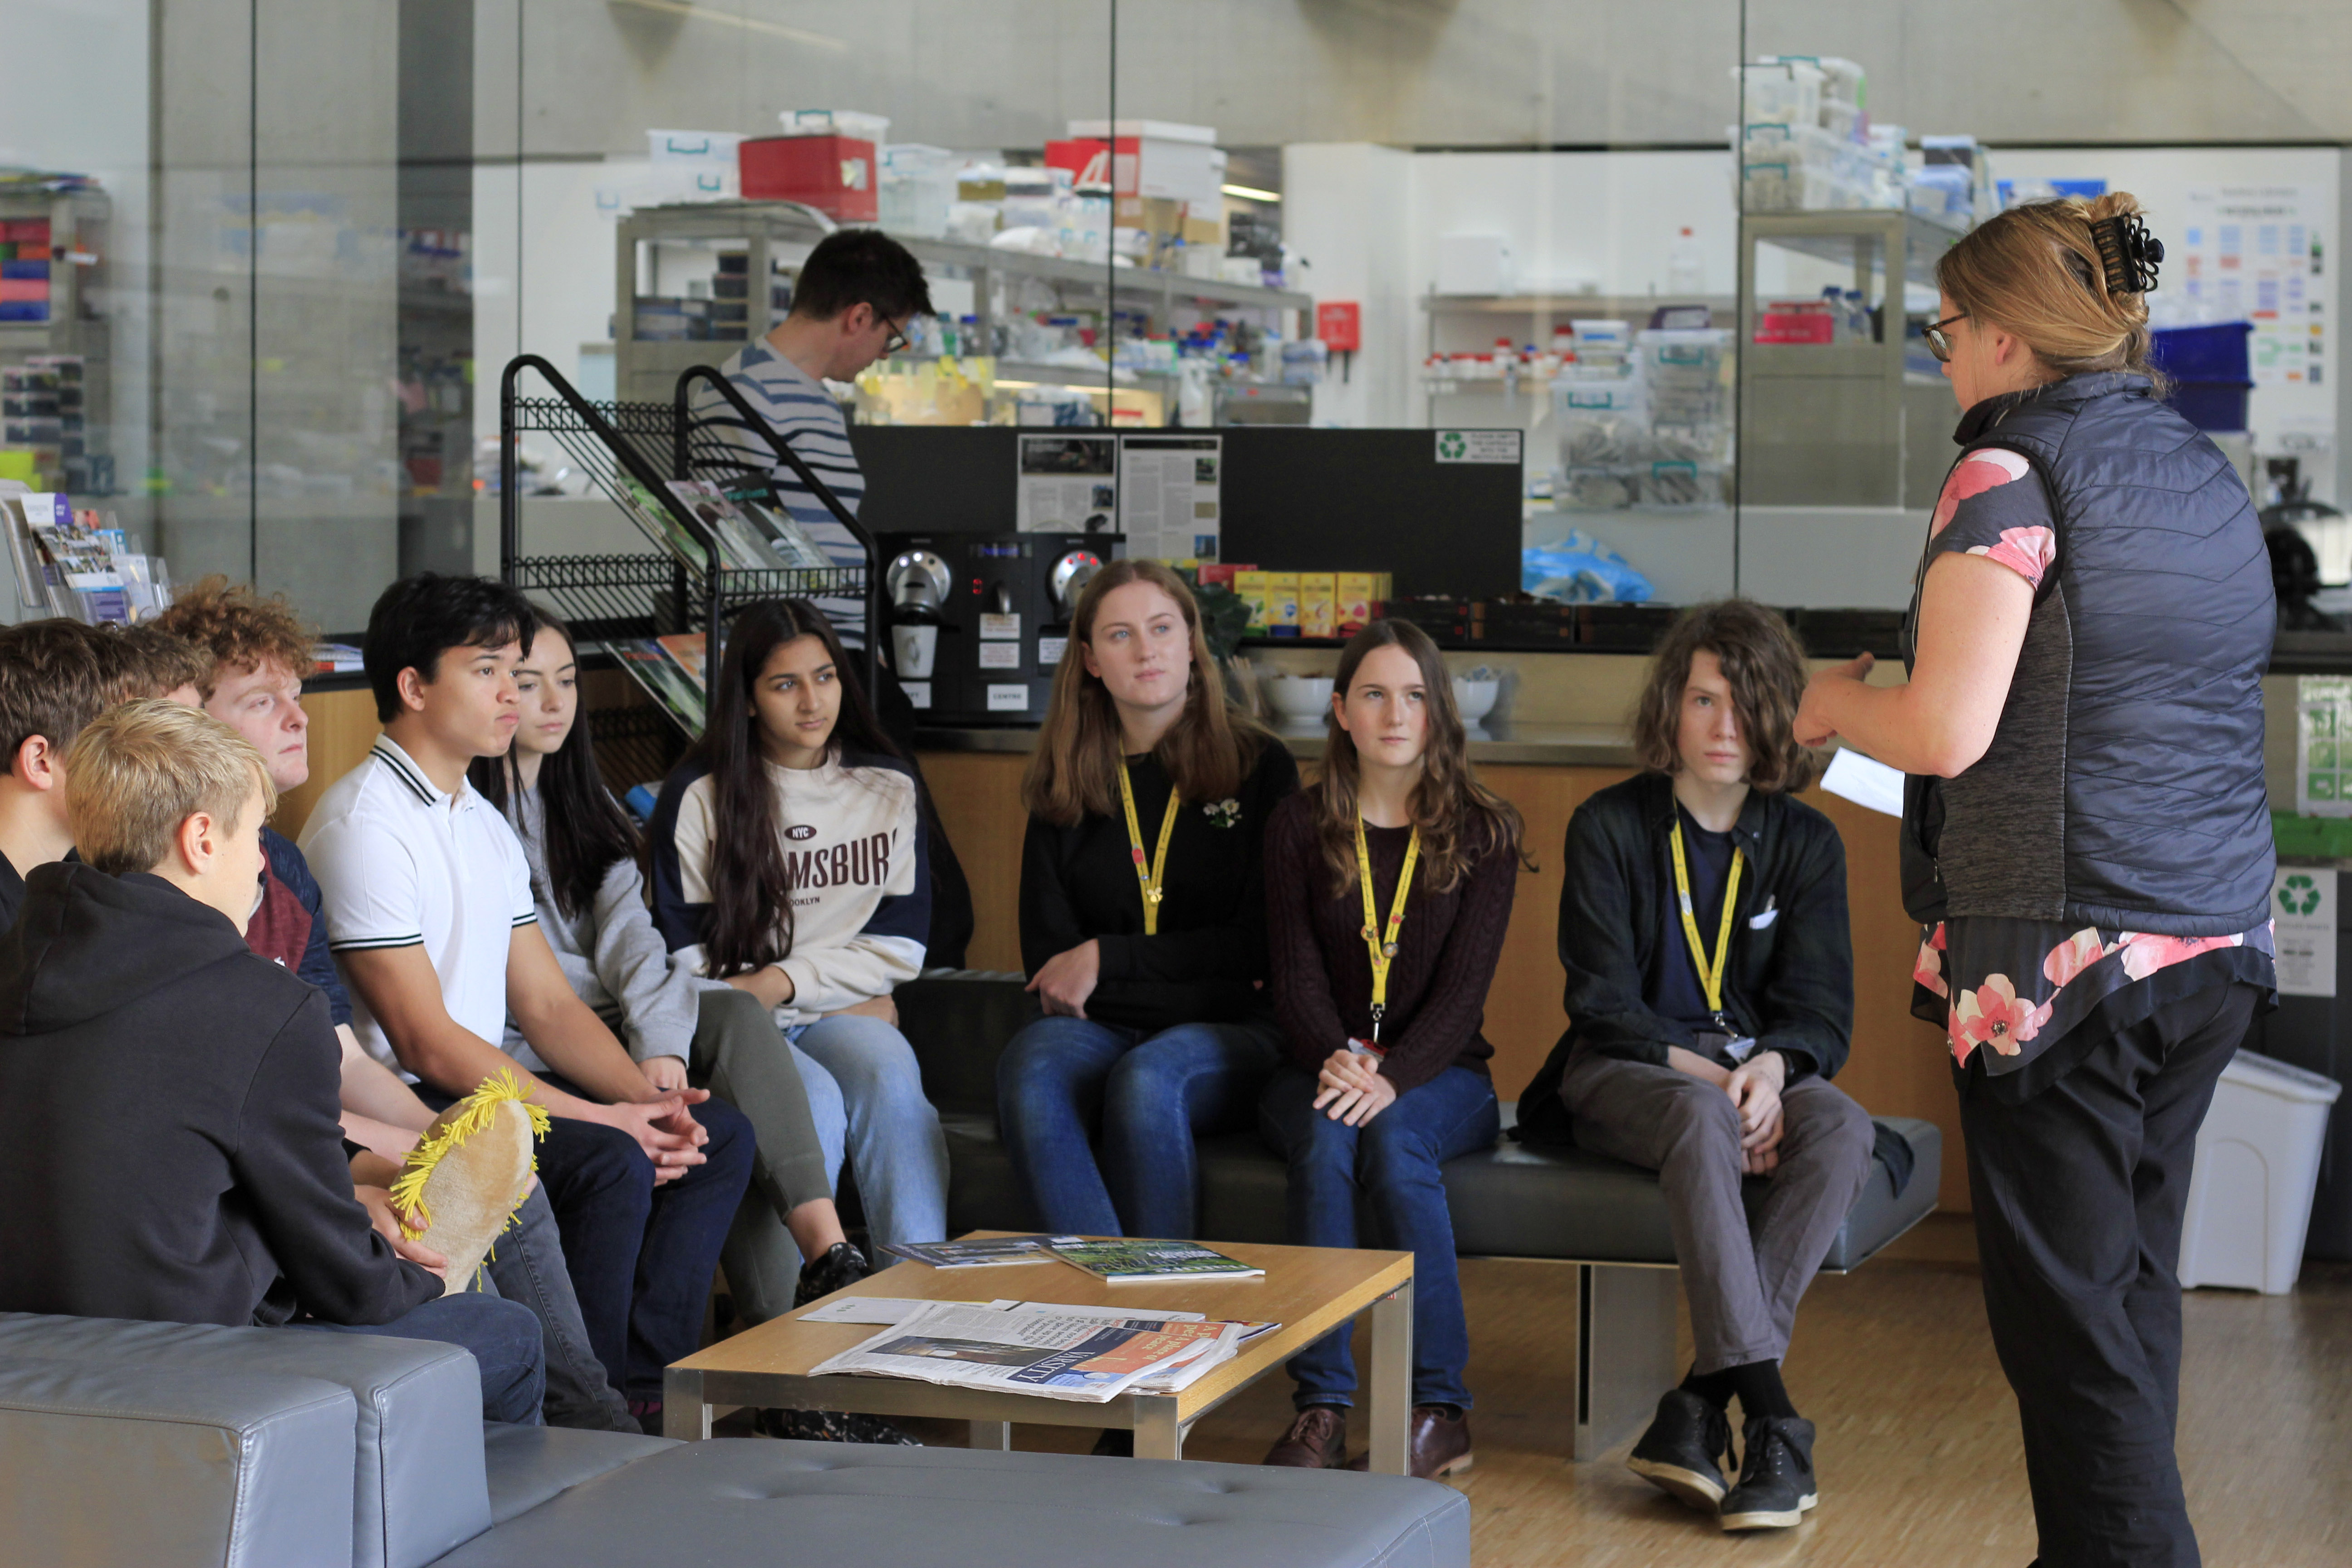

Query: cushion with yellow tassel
[{"left": 389, "top": 1069, "right": 550, "bottom": 1296}]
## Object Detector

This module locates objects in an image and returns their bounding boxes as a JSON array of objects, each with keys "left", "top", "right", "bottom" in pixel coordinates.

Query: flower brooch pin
[{"left": 1203, "top": 798, "right": 1242, "bottom": 829}]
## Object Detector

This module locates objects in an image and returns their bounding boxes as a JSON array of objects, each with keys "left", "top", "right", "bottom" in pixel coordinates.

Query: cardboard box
[
  {"left": 1264, "top": 572, "right": 1301, "bottom": 632},
  {"left": 1233, "top": 569, "right": 1272, "bottom": 631},
  {"left": 1336, "top": 572, "right": 1379, "bottom": 634},
  {"left": 1198, "top": 562, "right": 1248, "bottom": 590},
  {"left": 1297, "top": 573, "right": 1337, "bottom": 639},
  {"left": 740, "top": 135, "right": 878, "bottom": 221}
]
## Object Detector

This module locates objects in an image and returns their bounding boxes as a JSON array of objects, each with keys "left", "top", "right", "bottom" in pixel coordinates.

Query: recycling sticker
[
  {"left": 2281, "top": 873, "right": 2324, "bottom": 916},
  {"left": 1435, "top": 429, "right": 1522, "bottom": 465},
  {"left": 2273, "top": 865, "right": 2337, "bottom": 998}
]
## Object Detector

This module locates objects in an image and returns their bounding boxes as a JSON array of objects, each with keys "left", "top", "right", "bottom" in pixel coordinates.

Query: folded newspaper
[{"left": 808, "top": 1302, "right": 1250, "bottom": 1403}]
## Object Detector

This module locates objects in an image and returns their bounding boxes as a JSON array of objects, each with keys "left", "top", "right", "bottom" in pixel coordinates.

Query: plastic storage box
[
  {"left": 2167, "top": 380, "right": 2254, "bottom": 434},
  {"left": 740, "top": 135, "right": 878, "bottom": 221},
  {"left": 2153, "top": 320, "right": 2253, "bottom": 382},
  {"left": 2177, "top": 1049, "right": 2343, "bottom": 1294}
]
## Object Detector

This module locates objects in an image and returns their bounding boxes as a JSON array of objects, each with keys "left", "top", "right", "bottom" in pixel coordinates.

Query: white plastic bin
[{"left": 2178, "top": 1049, "right": 2343, "bottom": 1294}]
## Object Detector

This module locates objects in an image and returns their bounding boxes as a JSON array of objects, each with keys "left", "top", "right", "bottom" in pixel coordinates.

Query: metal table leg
[
  {"left": 969, "top": 1420, "right": 1012, "bottom": 1451},
  {"left": 1368, "top": 1280, "right": 1414, "bottom": 1476},
  {"left": 662, "top": 1366, "right": 711, "bottom": 1441},
  {"left": 1132, "top": 1394, "right": 1183, "bottom": 1460}
]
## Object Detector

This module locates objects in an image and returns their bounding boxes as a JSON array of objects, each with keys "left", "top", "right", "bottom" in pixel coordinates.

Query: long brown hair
[
  {"left": 1309, "top": 619, "right": 1528, "bottom": 897},
  {"left": 1021, "top": 559, "right": 1269, "bottom": 825},
  {"left": 1936, "top": 191, "right": 2166, "bottom": 387},
  {"left": 1632, "top": 598, "right": 1818, "bottom": 794},
  {"left": 686, "top": 598, "right": 902, "bottom": 976}
]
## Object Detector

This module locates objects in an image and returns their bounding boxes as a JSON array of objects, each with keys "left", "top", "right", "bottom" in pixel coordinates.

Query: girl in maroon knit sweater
[{"left": 1257, "top": 620, "right": 1527, "bottom": 1480}]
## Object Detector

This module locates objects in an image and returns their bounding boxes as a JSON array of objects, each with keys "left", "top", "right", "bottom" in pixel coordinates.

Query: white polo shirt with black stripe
[{"left": 299, "top": 735, "right": 539, "bottom": 1080}]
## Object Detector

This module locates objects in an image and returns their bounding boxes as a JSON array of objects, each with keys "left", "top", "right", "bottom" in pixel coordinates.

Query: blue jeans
[
  {"left": 998, "top": 1014, "right": 1284, "bottom": 1237},
  {"left": 787, "top": 1012, "right": 949, "bottom": 1254},
  {"left": 527, "top": 1073, "right": 756, "bottom": 1402},
  {"left": 292, "top": 1292, "right": 545, "bottom": 1425},
  {"left": 1259, "top": 1063, "right": 1500, "bottom": 1411}
]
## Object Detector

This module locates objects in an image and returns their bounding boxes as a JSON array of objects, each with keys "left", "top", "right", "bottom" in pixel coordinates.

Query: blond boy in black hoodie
[{"left": 0, "top": 700, "right": 544, "bottom": 1422}]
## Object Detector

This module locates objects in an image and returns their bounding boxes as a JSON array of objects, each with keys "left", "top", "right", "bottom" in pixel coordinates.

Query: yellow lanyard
[
  {"left": 1669, "top": 817, "right": 1744, "bottom": 1026},
  {"left": 1356, "top": 816, "right": 1422, "bottom": 1044},
  {"left": 1117, "top": 761, "right": 1181, "bottom": 936}
]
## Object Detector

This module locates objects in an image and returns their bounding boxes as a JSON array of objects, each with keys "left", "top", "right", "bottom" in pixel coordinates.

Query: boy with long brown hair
[{"left": 1519, "top": 598, "right": 1875, "bottom": 1532}]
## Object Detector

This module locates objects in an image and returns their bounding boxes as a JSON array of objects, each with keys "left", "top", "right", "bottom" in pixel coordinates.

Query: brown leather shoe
[
  {"left": 1262, "top": 1405, "right": 1348, "bottom": 1468},
  {"left": 1347, "top": 1405, "right": 1473, "bottom": 1479}
]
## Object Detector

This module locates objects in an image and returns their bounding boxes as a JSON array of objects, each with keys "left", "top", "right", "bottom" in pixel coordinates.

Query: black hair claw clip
[{"left": 2090, "top": 213, "right": 2164, "bottom": 294}]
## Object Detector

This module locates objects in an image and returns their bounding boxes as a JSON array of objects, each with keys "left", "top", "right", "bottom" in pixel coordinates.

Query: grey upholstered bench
[
  {"left": 897, "top": 972, "right": 1942, "bottom": 1458},
  {"left": 0, "top": 1313, "right": 1470, "bottom": 1568}
]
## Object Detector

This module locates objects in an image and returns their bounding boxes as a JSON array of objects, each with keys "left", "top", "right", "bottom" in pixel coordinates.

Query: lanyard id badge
[
  {"left": 1356, "top": 815, "right": 1422, "bottom": 1045},
  {"left": 1669, "top": 817, "right": 1744, "bottom": 1033},
  {"left": 1117, "top": 762, "right": 1181, "bottom": 935}
]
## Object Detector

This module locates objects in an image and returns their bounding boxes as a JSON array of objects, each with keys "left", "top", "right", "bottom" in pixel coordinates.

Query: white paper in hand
[{"left": 1821, "top": 748, "right": 1904, "bottom": 818}]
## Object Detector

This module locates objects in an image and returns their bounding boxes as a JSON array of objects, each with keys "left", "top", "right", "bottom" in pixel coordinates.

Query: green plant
[{"left": 1193, "top": 581, "right": 1253, "bottom": 666}]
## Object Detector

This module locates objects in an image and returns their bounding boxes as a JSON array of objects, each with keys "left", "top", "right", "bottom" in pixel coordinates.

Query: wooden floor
[{"left": 857, "top": 1226, "right": 2351, "bottom": 1566}]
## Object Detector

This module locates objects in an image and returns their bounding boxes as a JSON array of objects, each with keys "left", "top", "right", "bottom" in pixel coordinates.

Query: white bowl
[
  {"left": 1451, "top": 677, "right": 1500, "bottom": 724},
  {"left": 1266, "top": 675, "right": 1335, "bottom": 722}
]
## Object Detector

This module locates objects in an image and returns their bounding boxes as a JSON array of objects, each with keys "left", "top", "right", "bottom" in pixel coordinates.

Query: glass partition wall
[{"left": 2, "top": 3, "right": 2342, "bottom": 622}]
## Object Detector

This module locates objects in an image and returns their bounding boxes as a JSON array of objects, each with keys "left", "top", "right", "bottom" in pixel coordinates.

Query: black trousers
[{"left": 1959, "top": 982, "right": 2259, "bottom": 1568}]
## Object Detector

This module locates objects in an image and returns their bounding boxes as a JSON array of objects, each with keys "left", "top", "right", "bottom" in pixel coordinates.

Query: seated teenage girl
[
  {"left": 1257, "top": 619, "right": 1525, "bottom": 1481},
  {"left": 470, "top": 612, "right": 870, "bottom": 1322},
  {"left": 998, "top": 559, "right": 1299, "bottom": 1242},
  {"left": 648, "top": 599, "right": 949, "bottom": 1270},
  {"left": 1517, "top": 598, "right": 1874, "bottom": 1533}
]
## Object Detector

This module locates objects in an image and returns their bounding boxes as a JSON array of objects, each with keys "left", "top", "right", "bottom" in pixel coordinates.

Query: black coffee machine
[{"left": 877, "top": 531, "right": 1118, "bottom": 724}]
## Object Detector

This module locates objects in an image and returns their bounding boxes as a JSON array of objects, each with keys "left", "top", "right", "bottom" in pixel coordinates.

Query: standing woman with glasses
[
  {"left": 998, "top": 560, "right": 1298, "bottom": 1247},
  {"left": 1798, "top": 194, "right": 2276, "bottom": 1568},
  {"left": 1256, "top": 620, "right": 1526, "bottom": 1480}
]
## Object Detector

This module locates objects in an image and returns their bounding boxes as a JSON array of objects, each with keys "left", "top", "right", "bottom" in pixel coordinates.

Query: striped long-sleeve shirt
[{"left": 686, "top": 338, "right": 869, "bottom": 646}]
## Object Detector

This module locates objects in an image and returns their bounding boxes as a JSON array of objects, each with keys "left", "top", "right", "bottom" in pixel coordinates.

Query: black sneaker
[
  {"left": 1718, "top": 1415, "right": 1817, "bottom": 1531},
  {"left": 1627, "top": 1389, "right": 1735, "bottom": 1511},
  {"left": 793, "top": 1241, "right": 871, "bottom": 1308},
  {"left": 757, "top": 1407, "right": 921, "bottom": 1446}
]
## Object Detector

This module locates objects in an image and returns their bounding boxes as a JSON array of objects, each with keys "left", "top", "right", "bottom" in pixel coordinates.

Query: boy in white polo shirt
[{"left": 302, "top": 573, "right": 754, "bottom": 1431}]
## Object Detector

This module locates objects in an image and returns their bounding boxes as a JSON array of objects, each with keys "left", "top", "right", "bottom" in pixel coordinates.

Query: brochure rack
[{"left": 497, "top": 353, "right": 879, "bottom": 738}]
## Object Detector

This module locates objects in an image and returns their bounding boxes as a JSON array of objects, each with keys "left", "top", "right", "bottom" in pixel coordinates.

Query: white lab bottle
[{"left": 1668, "top": 226, "right": 1706, "bottom": 296}]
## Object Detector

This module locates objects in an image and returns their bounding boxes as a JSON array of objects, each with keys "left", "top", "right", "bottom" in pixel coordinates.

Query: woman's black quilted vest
[{"left": 1901, "top": 372, "right": 2276, "bottom": 936}]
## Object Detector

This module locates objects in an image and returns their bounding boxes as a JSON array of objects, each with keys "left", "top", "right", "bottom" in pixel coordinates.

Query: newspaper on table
[{"left": 808, "top": 1301, "right": 1248, "bottom": 1403}]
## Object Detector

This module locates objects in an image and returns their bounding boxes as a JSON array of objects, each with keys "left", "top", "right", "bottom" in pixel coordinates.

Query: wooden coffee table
[{"left": 665, "top": 1233, "right": 1416, "bottom": 1473}]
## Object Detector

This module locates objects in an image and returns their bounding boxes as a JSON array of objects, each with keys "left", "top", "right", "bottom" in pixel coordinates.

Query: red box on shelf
[
  {"left": 0, "top": 279, "right": 50, "bottom": 304},
  {"left": 740, "top": 136, "right": 877, "bottom": 221},
  {"left": 1, "top": 220, "right": 51, "bottom": 247}
]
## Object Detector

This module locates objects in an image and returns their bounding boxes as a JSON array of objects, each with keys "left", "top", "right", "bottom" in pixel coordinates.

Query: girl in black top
[
  {"left": 999, "top": 560, "right": 1298, "bottom": 1242},
  {"left": 1255, "top": 619, "right": 1525, "bottom": 1480}
]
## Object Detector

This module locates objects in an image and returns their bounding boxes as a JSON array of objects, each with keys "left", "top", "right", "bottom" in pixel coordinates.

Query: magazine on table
[
  {"left": 1048, "top": 1239, "right": 1266, "bottom": 1283},
  {"left": 881, "top": 1235, "right": 1074, "bottom": 1269},
  {"left": 995, "top": 1303, "right": 1276, "bottom": 1392},
  {"left": 808, "top": 1303, "right": 1244, "bottom": 1403}
]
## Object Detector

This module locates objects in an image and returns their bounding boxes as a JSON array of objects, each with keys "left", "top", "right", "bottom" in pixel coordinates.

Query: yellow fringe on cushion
[{"left": 389, "top": 1068, "right": 552, "bottom": 1241}]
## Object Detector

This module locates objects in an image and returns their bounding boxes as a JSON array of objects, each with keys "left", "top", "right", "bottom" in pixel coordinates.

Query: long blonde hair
[
  {"left": 1936, "top": 191, "right": 2166, "bottom": 385},
  {"left": 1021, "top": 559, "right": 1268, "bottom": 824},
  {"left": 1308, "top": 620, "right": 1528, "bottom": 897}
]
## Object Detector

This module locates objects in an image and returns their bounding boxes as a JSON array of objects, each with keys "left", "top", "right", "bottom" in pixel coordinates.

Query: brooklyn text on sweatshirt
[{"left": 648, "top": 750, "right": 930, "bottom": 1020}]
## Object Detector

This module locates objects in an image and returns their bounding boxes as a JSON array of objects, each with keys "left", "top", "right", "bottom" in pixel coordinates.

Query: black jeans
[{"left": 1959, "top": 982, "right": 2259, "bottom": 1568}]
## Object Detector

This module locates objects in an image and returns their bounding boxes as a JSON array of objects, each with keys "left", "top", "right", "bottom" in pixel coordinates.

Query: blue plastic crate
[
  {"left": 2152, "top": 321, "right": 2253, "bottom": 383},
  {"left": 0, "top": 259, "right": 49, "bottom": 280},
  {"left": 2168, "top": 378, "right": 2253, "bottom": 433}
]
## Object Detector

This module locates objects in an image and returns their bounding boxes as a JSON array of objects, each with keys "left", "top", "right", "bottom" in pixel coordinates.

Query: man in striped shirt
[{"left": 687, "top": 228, "right": 933, "bottom": 650}]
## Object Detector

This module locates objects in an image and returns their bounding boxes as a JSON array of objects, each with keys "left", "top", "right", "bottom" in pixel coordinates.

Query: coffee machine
[{"left": 877, "top": 531, "right": 1117, "bottom": 724}]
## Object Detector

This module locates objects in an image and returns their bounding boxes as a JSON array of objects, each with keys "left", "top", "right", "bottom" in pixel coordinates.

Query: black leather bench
[{"left": 894, "top": 972, "right": 1941, "bottom": 1456}]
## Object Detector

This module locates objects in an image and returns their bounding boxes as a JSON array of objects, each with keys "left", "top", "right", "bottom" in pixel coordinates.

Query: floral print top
[{"left": 1907, "top": 446, "right": 2276, "bottom": 1071}]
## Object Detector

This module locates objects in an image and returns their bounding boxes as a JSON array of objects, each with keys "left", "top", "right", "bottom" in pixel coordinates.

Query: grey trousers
[
  {"left": 1562, "top": 1050, "right": 1876, "bottom": 1373},
  {"left": 689, "top": 986, "right": 837, "bottom": 1328},
  {"left": 480, "top": 1184, "right": 637, "bottom": 1431}
]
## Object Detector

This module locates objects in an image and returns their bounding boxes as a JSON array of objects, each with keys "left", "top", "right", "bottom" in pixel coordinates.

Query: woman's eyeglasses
[{"left": 1922, "top": 313, "right": 1969, "bottom": 363}]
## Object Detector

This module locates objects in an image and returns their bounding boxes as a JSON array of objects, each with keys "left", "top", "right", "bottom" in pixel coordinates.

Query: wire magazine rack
[{"left": 497, "top": 353, "right": 882, "bottom": 740}]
